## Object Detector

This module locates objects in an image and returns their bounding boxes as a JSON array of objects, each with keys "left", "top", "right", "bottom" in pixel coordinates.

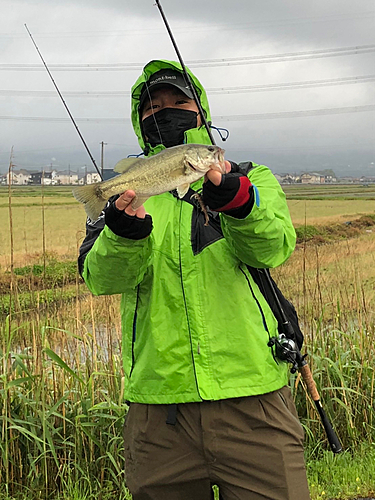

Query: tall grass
[
  {"left": 274, "top": 232, "right": 375, "bottom": 454},
  {"left": 0, "top": 305, "right": 129, "bottom": 499},
  {"left": 2, "top": 270, "right": 374, "bottom": 498}
]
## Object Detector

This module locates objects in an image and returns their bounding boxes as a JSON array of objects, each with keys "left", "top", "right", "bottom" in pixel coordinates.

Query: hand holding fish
[
  {"left": 202, "top": 161, "right": 254, "bottom": 216},
  {"left": 115, "top": 190, "right": 146, "bottom": 218},
  {"left": 72, "top": 144, "right": 225, "bottom": 222},
  {"left": 204, "top": 160, "right": 232, "bottom": 186},
  {"left": 113, "top": 160, "right": 232, "bottom": 224}
]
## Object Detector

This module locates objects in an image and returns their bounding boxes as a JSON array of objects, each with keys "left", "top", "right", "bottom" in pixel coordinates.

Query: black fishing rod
[
  {"left": 154, "top": 0, "right": 215, "bottom": 146},
  {"left": 154, "top": 0, "right": 342, "bottom": 454},
  {"left": 24, "top": 24, "right": 103, "bottom": 180}
]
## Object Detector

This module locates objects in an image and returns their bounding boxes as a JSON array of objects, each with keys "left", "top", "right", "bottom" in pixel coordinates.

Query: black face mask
[{"left": 142, "top": 107, "right": 198, "bottom": 148}]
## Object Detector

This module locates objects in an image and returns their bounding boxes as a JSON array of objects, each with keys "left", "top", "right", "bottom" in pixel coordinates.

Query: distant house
[
  {"left": 7, "top": 169, "right": 31, "bottom": 185},
  {"left": 360, "top": 176, "right": 375, "bottom": 183},
  {"left": 340, "top": 176, "right": 358, "bottom": 183},
  {"left": 4, "top": 168, "right": 107, "bottom": 185},
  {"left": 300, "top": 172, "right": 325, "bottom": 184},
  {"left": 53, "top": 170, "right": 78, "bottom": 185},
  {"left": 86, "top": 172, "right": 101, "bottom": 184},
  {"left": 78, "top": 173, "right": 86, "bottom": 185},
  {"left": 274, "top": 173, "right": 299, "bottom": 184},
  {"left": 29, "top": 172, "right": 43, "bottom": 184},
  {"left": 283, "top": 174, "right": 299, "bottom": 184},
  {"left": 76, "top": 172, "right": 101, "bottom": 185},
  {"left": 41, "top": 171, "right": 54, "bottom": 185},
  {"left": 324, "top": 173, "right": 337, "bottom": 183}
]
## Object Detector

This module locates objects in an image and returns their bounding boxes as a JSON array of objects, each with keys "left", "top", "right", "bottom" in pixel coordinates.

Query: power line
[
  {"left": 214, "top": 105, "right": 375, "bottom": 121},
  {"left": 0, "top": 11, "right": 373, "bottom": 38},
  {"left": 1, "top": 44, "right": 374, "bottom": 71},
  {"left": 1, "top": 104, "right": 374, "bottom": 123},
  {"left": 188, "top": 44, "right": 375, "bottom": 64},
  {"left": 0, "top": 116, "right": 124, "bottom": 123},
  {"left": 0, "top": 90, "right": 128, "bottom": 97},
  {"left": 2, "top": 75, "right": 373, "bottom": 97},
  {"left": 208, "top": 75, "right": 375, "bottom": 94}
]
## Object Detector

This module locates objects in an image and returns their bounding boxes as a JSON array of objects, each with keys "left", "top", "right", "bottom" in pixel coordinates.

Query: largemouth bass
[{"left": 72, "top": 144, "right": 225, "bottom": 221}]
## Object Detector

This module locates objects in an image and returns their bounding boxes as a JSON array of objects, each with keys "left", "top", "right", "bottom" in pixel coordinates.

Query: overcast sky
[{"left": 0, "top": 0, "right": 374, "bottom": 176}]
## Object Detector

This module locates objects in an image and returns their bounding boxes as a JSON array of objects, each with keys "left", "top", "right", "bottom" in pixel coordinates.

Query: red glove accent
[{"left": 215, "top": 175, "right": 252, "bottom": 211}]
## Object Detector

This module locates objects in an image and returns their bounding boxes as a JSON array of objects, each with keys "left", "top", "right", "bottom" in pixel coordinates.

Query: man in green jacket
[{"left": 79, "top": 59, "right": 310, "bottom": 499}]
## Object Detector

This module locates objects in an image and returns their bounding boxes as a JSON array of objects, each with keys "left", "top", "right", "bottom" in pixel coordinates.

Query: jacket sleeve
[
  {"left": 82, "top": 226, "right": 152, "bottom": 296},
  {"left": 77, "top": 197, "right": 152, "bottom": 296},
  {"left": 220, "top": 164, "right": 296, "bottom": 269}
]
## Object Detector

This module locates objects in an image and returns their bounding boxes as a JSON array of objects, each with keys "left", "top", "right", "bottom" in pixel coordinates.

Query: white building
[
  {"left": 41, "top": 171, "right": 54, "bottom": 185},
  {"left": 86, "top": 172, "right": 101, "bottom": 184},
  {"left": 6, "top": 169, "right": 31, "bottom": 185},
  {"left": 300, "top": 172, "right": 325, "bottom": 184},
  {"left": 53, "top": 170, "right": 79, "bottom": 185},
  {"left": 4, "top": 168, "right": 104, "bottom": 185}
]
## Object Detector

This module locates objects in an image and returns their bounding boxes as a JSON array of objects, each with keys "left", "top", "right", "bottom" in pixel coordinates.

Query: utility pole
[{"left": 100, "top": 141, "right": 107, "bottom": 179}]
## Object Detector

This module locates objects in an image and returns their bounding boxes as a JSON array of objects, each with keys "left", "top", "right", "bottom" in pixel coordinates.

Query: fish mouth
[{"left": 188, "top": 161, "right": 197, "bottom": 171}]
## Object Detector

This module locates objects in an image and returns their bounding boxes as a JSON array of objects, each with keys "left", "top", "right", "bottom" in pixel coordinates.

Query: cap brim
[{"left": 139, "top": 82, "right": 194, "bottom": 110}]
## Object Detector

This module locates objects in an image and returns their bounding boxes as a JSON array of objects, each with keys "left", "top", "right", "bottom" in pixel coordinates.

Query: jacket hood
[{"left": 131, "top": 59, "right": 213, "bottom": 156}]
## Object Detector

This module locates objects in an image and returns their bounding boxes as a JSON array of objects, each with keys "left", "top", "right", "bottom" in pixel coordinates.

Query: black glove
[
  {"left": 202, "top": 171, "right": 254, "bottom": 219},
  {"left": 105, "top": 201, "right": 153, "bottom": 239}
]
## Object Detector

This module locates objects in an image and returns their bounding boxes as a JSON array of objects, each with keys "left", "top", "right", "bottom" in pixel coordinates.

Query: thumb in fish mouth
[
  {"left": 115, "top": 190, "right": 147, "bottom": 218},
  {"left": 205, "top": 160, "right": 232, "bottom": 186}
]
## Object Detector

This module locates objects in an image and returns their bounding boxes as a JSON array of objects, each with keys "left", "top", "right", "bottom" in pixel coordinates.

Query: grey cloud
[{"left": 1, "top": 0, "right": 374, "bottom": 176}]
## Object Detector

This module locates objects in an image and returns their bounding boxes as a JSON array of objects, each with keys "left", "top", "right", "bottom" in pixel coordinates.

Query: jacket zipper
[
  {"left": 178, "top": 200, "right": 202, "bottom": 399},
  {"left": 239, "top": 267, "right": 271, "bottom": 339},
  {"left": 129, "top": 284, "right": 140, "bottom": 379}
]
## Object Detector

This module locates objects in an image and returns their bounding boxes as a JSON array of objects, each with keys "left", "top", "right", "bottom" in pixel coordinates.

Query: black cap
[{"left": 139, "top": 69, "right": 194, "bottom": 110}]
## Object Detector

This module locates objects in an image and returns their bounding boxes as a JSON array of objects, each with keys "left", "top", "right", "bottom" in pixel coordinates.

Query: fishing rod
[
  {"left": 154, "top": 0, "right": 215, "bottom": 146},
  {"left": 154, "top": 0, "right": 342, "bottom": 454},
  {"left": 24, "top": 24, "right": 103, "bottom": 180},
  {"left": 263, "top": 269, "right": 342, "bottom": 453}
]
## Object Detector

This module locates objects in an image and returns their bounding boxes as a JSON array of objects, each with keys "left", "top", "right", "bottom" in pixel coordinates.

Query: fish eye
[{"left": 207, "top": 146, "right": 215, "bottom": 152}]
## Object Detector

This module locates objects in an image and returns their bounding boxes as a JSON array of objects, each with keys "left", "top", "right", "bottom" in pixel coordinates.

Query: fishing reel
[{"left": 268, "top": 334, "right": 299, "bottom": 373}]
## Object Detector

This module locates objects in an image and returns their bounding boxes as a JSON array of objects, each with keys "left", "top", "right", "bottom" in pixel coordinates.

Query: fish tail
[{"left": 72, "top": 183, "right": 107, "bottom": 221}]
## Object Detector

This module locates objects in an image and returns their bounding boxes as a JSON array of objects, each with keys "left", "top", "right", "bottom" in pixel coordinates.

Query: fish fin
[
  {"left": 131, "top": 195, "right": 150, "bottom": 210},
  {"left": 176, "top": 183, "right": 191, "bottom": 198},
  {"left": 114, "top": 157, "right": 140, "bottom": 173},
  {"left": 72, "top": 183, "right": 107, "bottom": 221}
]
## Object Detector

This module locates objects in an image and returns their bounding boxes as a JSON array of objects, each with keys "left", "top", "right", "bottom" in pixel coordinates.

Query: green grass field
[
  {"left": 1, "top": 184, "right": 375, "bottom": 499},
  {"left": 283, "top": 183, "right": 375, "bottom": 197},
  {"left": 1, "top": 184, "right": 375, "bottom": 268},
  {"left": 284, "top": 183, "right": 375, "bottom": 226},
  {"left": 0, "top": 187, "right": 86, "bottom": 268}
]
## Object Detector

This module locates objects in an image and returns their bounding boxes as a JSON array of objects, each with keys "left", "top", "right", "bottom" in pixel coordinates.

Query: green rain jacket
[{"left": 82, "top": 59, "right": 296, "bottom": 404}]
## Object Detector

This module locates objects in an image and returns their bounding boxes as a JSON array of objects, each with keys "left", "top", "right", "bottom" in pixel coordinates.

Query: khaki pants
[{"left": 123, "top": 386, "right": 310, "bottom": 500}]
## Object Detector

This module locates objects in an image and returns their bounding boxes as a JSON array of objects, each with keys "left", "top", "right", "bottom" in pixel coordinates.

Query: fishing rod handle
[
  {"left": 314, "top": 400, "right": 343, "bottom": 454},
  {"left": 299, "top": 363, "right": 320, "bottom": 401},
  {"left": 299, "top": 364, "right": 343, "bottom": 453}
]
